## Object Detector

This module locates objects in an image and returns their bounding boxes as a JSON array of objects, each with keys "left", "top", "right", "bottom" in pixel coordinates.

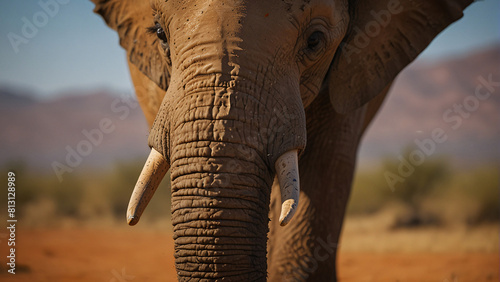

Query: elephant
[{"left": 91, "top": 0, "right": 473, "bottom": 280}]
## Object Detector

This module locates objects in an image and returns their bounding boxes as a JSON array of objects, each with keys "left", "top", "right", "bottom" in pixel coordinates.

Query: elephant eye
[
  {"left": 301, "top": 30, "right": 327, "bottom": 64},
  {"left": 147, "top": 22, "right": 171, "bottom": 64},
  {"left": 156, "top": 28, "right": 168, "bottom": 42},
  {"left": 307, "top": 31, "right": 323, "bottom": 51},
  {"left": 147, "top": 23, "right": 168, "bottom": 43},
  {"left": 307, "top": 30, "right": 325, "bottom": 52}
]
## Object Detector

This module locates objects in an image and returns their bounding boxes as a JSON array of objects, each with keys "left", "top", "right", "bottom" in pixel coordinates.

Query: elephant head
[{"left": 92, "top": 0, "right": 472, "bottom": 280}]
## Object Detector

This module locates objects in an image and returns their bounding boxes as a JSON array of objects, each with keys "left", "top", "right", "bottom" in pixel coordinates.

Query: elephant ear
[
  {"left": 91, "top": 0, "right": 170, "bottom": 90},
  {"left": 328, "top": 0, "right": 473, "bottom": 114}
]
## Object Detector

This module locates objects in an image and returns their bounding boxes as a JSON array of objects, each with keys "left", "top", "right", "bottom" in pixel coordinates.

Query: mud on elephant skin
[{"left": 91, "top": 0, "right": 473, "bottom": 281}]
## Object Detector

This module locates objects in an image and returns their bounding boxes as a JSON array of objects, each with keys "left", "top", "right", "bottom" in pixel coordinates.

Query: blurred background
[{"left": 0, "top": 0, "right": 498, "bottom": 281}]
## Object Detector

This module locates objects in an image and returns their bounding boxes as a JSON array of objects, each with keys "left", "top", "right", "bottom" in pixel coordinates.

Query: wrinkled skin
[{"left": 92, "top": 0, "right": 472, "bottom": 280}]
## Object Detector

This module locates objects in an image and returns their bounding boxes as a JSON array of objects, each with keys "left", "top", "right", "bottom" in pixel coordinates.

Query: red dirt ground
[{"left": 0, "top": 228, "right": 498, "bottom": 281}]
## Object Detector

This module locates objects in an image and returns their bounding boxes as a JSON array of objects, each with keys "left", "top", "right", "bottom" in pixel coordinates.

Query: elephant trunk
[
  {"left": 170, "top": 141, "right": 271, "bottom": 280},
  {"left": 164, "top": 88, "right": 269, "bottom": 280},
  {"left": 131, "top": 67, "right": 306, "bottom": 279},
  {"left": 127, "top": 148, "right": 301, "bottom": 280}
]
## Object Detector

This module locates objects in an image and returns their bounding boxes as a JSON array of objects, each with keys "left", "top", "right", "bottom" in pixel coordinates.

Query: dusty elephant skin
[{"left": 91, "top": 0, "right": 473, "bottom": 281}]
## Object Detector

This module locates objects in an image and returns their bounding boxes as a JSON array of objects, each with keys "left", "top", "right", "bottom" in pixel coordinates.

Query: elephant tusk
[
  {"left": 275, "top": 149, "right": 300, "bottom": 226},
  {"left": 127, "top": 148, "right": 169, "bottom": 226}
]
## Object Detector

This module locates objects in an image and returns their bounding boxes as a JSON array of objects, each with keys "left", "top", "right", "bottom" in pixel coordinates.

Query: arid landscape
[{"left": 0, "top": 216, "right": 497, "bottom": 282}]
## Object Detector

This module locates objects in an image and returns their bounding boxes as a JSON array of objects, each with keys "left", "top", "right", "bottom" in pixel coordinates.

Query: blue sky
[{"left": 0, "top": 0, "right": 499, "bottom": 99}]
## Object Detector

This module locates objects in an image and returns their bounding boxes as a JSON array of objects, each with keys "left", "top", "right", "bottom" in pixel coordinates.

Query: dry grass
[{"left": 341, "top": 206, "right": 499, "bottom": 253}]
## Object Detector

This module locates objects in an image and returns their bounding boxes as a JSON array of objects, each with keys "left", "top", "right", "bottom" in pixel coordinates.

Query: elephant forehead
[
  {"left": 165, "top": 2, "right": 295, "bottom": 46},
  {"left": 155, "top": 0, "right": 343, "bottom": 48}
]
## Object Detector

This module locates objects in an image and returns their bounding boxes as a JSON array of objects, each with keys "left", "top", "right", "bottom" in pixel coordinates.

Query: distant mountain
[
  {"left": 1, "top": 44, "right": 498, "bottom": 175},
  {"left": 359, "top": 44, "right": 500, "bottom": 167},
  {"left": 0, "top": 87, "right": 38, "bottom": 108},
  {"left": 0, "top": 89, "right": 150, "bottom": 173}
]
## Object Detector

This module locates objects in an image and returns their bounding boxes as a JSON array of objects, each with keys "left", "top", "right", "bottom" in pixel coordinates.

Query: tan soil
[{"left": 0, "top": 226, "right": 497, "bottom": 282}]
